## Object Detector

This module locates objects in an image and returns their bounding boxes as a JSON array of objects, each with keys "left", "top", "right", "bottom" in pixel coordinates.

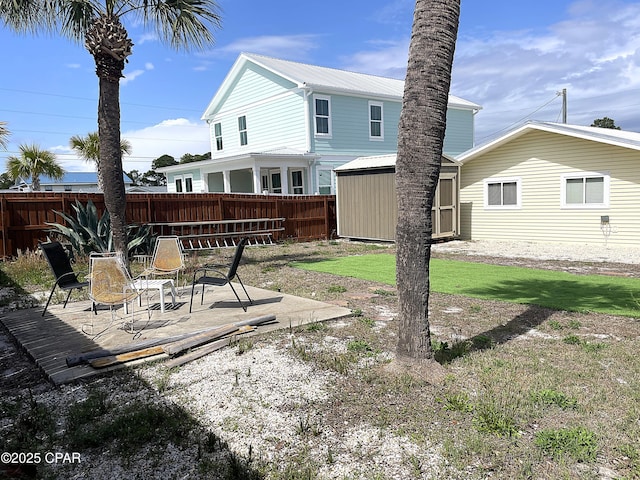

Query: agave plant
[{"left": 46, "top": 199, "right": 154, "bottom": 257}]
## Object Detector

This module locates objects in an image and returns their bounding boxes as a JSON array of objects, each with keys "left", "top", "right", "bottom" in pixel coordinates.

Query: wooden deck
[{"left": 0, "top": 285, "right": 351, "bottom": 385}]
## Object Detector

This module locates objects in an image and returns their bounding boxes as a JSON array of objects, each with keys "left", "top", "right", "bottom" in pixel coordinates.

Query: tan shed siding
[
  {"left": 460, "top": 130, "right": 640, "bottom": 246},
  {"left": 337, "top": 171, "right": 397, "bottom": 241}
]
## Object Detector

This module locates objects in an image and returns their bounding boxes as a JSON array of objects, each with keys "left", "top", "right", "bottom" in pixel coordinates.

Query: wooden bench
[{"left": 148, "top": 218, "right": 285, "bottom": 252}]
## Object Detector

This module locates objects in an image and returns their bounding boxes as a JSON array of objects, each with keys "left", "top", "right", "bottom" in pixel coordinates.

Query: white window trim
[
  {"left": 289, "top": 169, "right": 305, "bottom": 195},
  {"left": 238, "top": 115, "right": 248, "bottom": 147},
  {"left": 214, "top": 122, "right": 223, "bottom": 152},
  {"left": 483, "top": 177, "right": 522, "bottom": 210},
  {"left": 561, "top": 171, "right": 610, "bottom": 209},
  {"left": 313, "top": 95, "right": 332, "bottom": 138},
  {"left": 316, "top": 167, "right": 334, "bottom": 195},
  {"left": 368, "top": 101, "right": 384, "bottom": 141},
  {"left": 174, "top": 174, "right": 194, "bottom": 193}
]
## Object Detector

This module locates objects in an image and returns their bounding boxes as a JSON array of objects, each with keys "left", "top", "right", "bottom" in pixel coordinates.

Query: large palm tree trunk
[
  {"left": 98, "top": 74, "right": 128, "bottom": 258},
  {"left": 87, "top": 15, "right": 133, "bottom": 259},
  {"left": 396, "top": 0, "right": 460, "bottom": 361}
]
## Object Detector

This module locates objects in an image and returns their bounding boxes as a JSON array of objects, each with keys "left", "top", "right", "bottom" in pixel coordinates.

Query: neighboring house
[
  {"left": 158, "top": 52, "right": 481, "bottom": 195},
  {"left": 456, "top": 121, "right": 640, "bottom": 247},
  {"left": 19, "top": 172, "right": 134, "bottom": 192}
]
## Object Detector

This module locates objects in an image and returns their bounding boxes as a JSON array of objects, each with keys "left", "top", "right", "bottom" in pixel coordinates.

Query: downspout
[
  {"left": 300, "top": 83, "right": 313, "bottom": 153},
  {"left": 301, "top": 83, "right": 315, "bottom": 192}
]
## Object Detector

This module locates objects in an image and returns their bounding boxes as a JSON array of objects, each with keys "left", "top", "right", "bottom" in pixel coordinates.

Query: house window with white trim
[
  {"left": 174, "top": 174, "right": 194, "bottom": 193},
  {"left": 214, "top": 122, "right": 223, "bottom": 151},
  {"left": 561, "top": 172, "right": 609, "bottom": 208},
  {"left": 314, "top": 95, "right": 331, "bottom": 136},
  {"left": 484, "top": 177, "right": 521, "bottom": 209},
  {"left": 317, "top": 169, "right": 333, "bottom": 194},
  {"left": 291, "top": 169, "right": 304, "bottom": 195},
  {"left": 238, "top": 116, "right": 248, "bottom": 146},
  {"left": 369, "top": 101, "right": 384, "bottom": 140}
]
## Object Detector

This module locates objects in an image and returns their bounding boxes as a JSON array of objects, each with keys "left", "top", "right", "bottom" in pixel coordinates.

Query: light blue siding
[
  {"left": 310, "top": 95, "right": 474, "bottom": 157},
  {"left": 312, "top": 95, "right": 400, "bottom": 156},
  {"left": 444, "top": 109, "right": 475, "bottom": 155},
  {"left": 208, "top": 64, "right": 307, "bottom": 158},
  {"left": 213, "top": 64, "right": 296, "bottom": 114}
]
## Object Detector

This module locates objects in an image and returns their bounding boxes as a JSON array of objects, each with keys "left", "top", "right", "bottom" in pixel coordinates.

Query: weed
[
  {"left": 235, "top": 338, "right": 255, "bottom": 355},
  {"left": 469, "top": 304, "right": 483, "bottom": 313},
  {"left": 472, "top": 335, "right": 494, "bottom": 349},
  {"left": 351, "top": 308, "right": 363, "bottom": 317},
  {"left": 582, "top": 341, "right": 607, "bottom": 353},
  {"left": 473, "top": 400, "right": 519, "bottom": 437},
  {"left": 327, "top": 284, "right": 347, "bottom": 293},
  {"left": 373, "top": 288, "right": 396, "bottom": 296},
  {"left": 347, "top": 339, "right": 372, "bottom": 354},
  {"left": 306, "top": 321, "right": 327, "bottom": 332},
  {"left": 261, "top": 265, "right": 276, "bottom": 273},
  {"left": 530, "top": 389, "right": 578, "bottom": 410},
  {"left": 563, "top": 334, "right": 582, "bottom": 345},
  {"left": 442, "top": 392, "right": 474, "bottom": 413},
  {"left": 358, "top": 316, "right": 376, "bottom": 328},
  {"left": 568, "top": 319, "right": 582, "bottom": 329},
  {"left": 548, "top": 320, "right": 564, "bottom": 330},
  {"left": 295, "top": 415, "right": 321, "bottom": 437},
  {"left": 534, "top": 426, "right": 598, "bottom": 462}
]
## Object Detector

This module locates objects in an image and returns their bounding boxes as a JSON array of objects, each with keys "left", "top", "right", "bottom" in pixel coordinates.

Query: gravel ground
[{"left": 2, "top": 239, "right": 639, "bottom": 479}]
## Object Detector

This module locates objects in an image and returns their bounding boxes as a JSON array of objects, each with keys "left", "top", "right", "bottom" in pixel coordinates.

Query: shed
[{"left": 335, "top": 154, "right": 460, "bottom": 242}]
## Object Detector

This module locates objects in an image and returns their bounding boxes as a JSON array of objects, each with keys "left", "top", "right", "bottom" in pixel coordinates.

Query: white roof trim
[
  {"left": 335, "top": 153, "right": 459, "bottom": 172},
  {"left": 456, "top": 121, "right": 640, "bottom": 164}
]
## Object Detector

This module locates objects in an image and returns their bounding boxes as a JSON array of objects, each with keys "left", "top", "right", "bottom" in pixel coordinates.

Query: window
[
  {"left": 291, "top": 170, "right": 304, "bottom": 195},
  {"left": 562, "top": 172, "right": 609, "bottom": 208},
  {"left": 314, "top": 95, "right": 331, "bottom": 136},
  {"left": 174, "top": 175, "right": 194, "bottom": 193},
  {"left": 484, "top": 177, "right": 521, "bottom": 209},
  {"left": 64, "top": 185, "right": 72, "bottom": 192},
  {"left": 369, "top": 101, "right": 384, "bottom": 140},
  {"left": 214, "top": 122, "right": 223, "bottom": 151},
  {"left": 261, "top": 169, "right": 282, "bottom": 194},
  {"left": 45, "top": 185, "right": 53, "bottom": 192},
  {"left": 317, "top": 169, "right": 333, "bottom": 194},
  {"left": 238, "top": 116, "right": 248, "bottom": 146}
]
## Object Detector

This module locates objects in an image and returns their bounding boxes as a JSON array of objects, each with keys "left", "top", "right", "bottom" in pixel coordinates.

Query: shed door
[{"left": 432, "top": 173, "right": 457, "bottom": 238}]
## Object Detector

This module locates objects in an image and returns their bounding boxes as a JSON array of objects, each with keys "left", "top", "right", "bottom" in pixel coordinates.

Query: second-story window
[
  {"left": 214, "top": 122, "right": 223, "bottom": 151},
  {"left": 369, "top": 101, "right": 383, "bottom": 140},
  {"left": 314, "top": 95, "right": 331, "bottom": 136},
  {"left": 238, "top": 116, "right": 248, "bottom": 146}
]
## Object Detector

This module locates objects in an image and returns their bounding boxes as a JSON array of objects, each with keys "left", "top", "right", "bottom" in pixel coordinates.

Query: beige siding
[
  {"left": 337, "top": 171, "right": 397, "bottom": 241},
  {"left": 460, "top": 130, "right": 640, "bottom": 246}
]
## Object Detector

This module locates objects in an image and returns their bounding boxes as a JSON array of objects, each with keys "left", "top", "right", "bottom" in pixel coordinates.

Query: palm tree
[
  {"left": 0, "top": 121, "right": 9, "bottom": 150},
  {"left": 70, "top": 131, "right": 132, "bottom": 191},
  {"left": 7, "top": 144, "right": 65, "bottom": 191},
  {"left": 395, "top": 0, "right": 460, "bottom": 362},
  {"left": 1, "top": 0, "right": 222, "bottom": 257}
]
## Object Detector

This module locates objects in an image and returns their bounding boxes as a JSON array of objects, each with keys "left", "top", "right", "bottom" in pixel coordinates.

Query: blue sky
[{"left": 2, "top": 0, "right": 640, "bottom": 173}]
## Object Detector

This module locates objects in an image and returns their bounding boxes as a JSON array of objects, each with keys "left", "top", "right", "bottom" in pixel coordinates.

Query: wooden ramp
[{"left": 0, "top": 285, "right": 352, "bottom": 385}]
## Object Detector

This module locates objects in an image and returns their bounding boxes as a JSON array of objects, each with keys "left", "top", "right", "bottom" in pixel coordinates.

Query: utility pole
[{"left": 561, "top": 88, "right": 567, "bottom": 123}]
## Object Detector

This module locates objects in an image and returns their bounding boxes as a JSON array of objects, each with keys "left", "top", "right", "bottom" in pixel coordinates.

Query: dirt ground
[{"left": 3, "top": 239, "right": 640, "bottom": 398}]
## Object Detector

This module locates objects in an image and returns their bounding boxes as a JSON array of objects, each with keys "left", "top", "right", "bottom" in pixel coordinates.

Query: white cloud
[
  {"left": 213, "top": 34, "right": 320, "bottom": 60},
  {"left": 121, "top": 118, "right": 210, "bottom": 172},
  {"left": 122, "top": 62, "right": 155, "bottom": 85},
  {"left": 342, "top": 0, "right": 640, "bottom": 141}
]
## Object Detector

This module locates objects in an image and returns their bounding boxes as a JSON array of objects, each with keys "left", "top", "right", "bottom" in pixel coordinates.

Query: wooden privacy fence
[{"left": 0, "top": 192, "right": 337, "bottom": 258}]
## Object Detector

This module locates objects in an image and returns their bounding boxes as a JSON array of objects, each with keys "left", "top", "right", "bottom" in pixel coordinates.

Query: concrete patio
[{"left": 0, "top": 283, "right": 352, "bottom": 385}]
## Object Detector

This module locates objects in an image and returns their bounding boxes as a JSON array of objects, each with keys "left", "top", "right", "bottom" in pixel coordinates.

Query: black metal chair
[
  {"left": 189, "top": 237, "right": 253, "bottom": 313},
  {"left": 39, "top": 241, "right": 90, "bottom": 317}
]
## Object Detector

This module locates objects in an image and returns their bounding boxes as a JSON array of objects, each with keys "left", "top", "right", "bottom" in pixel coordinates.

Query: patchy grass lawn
[{"left": 293, "top": 254, "right": 640, "bottom": 317}]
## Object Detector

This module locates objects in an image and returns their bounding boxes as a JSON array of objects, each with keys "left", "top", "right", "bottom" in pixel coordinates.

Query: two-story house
[{"left": 158, "top": 53, "right": 481, "bottom": 195}]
